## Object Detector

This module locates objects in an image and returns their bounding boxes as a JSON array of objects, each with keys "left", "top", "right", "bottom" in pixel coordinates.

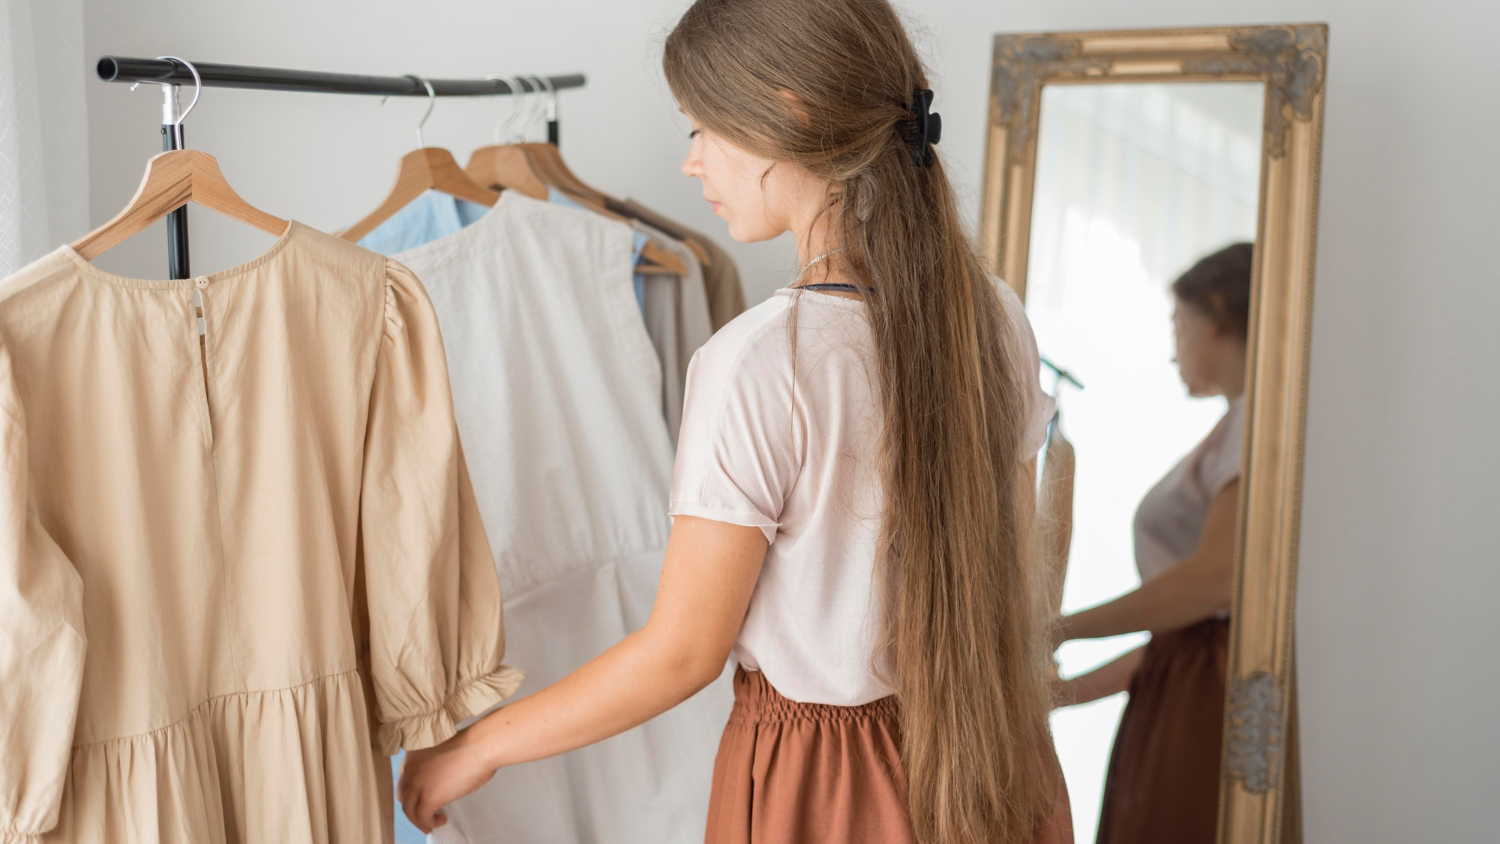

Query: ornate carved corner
[
  {"left": 1183, "top": 26, "right": 1327, "bottom": 159},
  {"left": 1226, "top": 669, "right": 1285, "bottom": 794},
  {"left": 990, "top": 35, "right": 1110, "bottom": 165}
]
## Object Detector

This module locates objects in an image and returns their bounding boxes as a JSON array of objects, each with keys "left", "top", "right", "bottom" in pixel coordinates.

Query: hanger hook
[
  {"left": 154, "top": 55, "right": 202, "bottom": 126},
  {"left": 524, "top": 75, "right": 551, "bottom": 139},
  {"left": 533, "top": 74, "right": 558, "bottom": 122},
  {"left": 511, "top": 76, "right": 539, "bottom": 143},
  {"left": 485, "top": 75, "right": 530, "bottom": 145},
  {"left": 405, "top": 75, "right": 437, "bottom": 148}
]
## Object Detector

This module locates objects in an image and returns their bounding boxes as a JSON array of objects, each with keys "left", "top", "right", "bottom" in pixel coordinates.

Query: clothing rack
[
  {"left": 96, "top": 56, "right": 586, "bottom": 279},
  {"left": 1040, "top": 356, "right": 1084, "bottom": 392}
]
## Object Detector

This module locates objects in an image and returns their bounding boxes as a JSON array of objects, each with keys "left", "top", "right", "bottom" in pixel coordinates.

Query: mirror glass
[{"left": 1030, "top": 81, "right": 1265, "bottom": 842}]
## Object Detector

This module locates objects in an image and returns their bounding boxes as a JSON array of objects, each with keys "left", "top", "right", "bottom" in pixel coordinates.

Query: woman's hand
[
  {"left": 396, "top": 517, "right": 767, "bottom": 831},
  {"left": 397, "top": 734, "right": 497, "bottom": 833}
]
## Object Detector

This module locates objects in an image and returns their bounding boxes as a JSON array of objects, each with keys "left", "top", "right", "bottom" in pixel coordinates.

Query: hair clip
[{"left": 903, "top": 88, "right": 942, "bottom": 167}]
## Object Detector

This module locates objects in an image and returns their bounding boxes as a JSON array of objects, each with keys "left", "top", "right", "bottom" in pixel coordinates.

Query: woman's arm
[
  {"left": 1053, "top": 645, "right": 1145, "bottom": 708},
  {"left": 1058, "top": 478, "right": 1240, "bottom": 644},
  {"left": 397, "top": 515, "right": 768, "bottom": 832}
]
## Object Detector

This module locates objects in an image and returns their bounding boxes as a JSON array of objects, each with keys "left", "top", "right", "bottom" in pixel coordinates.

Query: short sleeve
[
  {"left": 0, "top": 340, "right": 87, "bottom": 842},
  {"left": 1200, "top": 399, "right": 1246, "bottom": 498},
  {"left": 359, "top": 260, "right": 523, "bottom": 755},
  {"left": 993, "top": 278, "right": 1055, "bottom": 458},
  {"left": 668, "top": 325, "right": 800, "bottom": 546}
]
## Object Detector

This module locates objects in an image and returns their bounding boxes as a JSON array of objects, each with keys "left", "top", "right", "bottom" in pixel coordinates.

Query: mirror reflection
[{"left": 1032, "top": 81, "right": 1266, "bottom": 844}]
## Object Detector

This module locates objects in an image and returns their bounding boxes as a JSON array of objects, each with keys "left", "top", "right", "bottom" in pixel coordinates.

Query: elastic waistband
[{"left": 728, "top": 666, "right": 899, "bottom": 726}]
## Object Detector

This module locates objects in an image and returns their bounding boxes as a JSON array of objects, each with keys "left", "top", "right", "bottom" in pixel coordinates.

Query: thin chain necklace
[{"left": 792, "top": 247, "right": 844, "bottom": 286}]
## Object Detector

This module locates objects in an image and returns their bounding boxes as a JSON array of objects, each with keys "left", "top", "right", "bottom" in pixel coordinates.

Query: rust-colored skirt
[
  {"left": 1096, "top": 618, "right": 1230, "bottom": 844},
  {"left": 705, "top": 667, "right": 1074, "bottom": 844}
]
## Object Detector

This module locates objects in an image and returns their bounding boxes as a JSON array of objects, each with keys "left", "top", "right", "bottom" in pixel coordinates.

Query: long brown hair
[{"left": 665, "top": 1, "right": 1056, "bottom": 841}]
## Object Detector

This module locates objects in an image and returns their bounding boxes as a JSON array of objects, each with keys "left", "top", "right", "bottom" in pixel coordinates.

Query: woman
[
  {"left": 1052, "top": 242, "right": 1254, "bottom": 844},
  {"left": 399, "top": 1, "right": 1070, "bottom": 841}
]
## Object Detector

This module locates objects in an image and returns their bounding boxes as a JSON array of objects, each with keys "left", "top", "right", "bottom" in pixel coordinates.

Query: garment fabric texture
[
  {"left": 669, "top": 282, "right": 1053, "bottom": 706},
  {"left": 364, "top": 191, "right": 733, "bottom": 844},
  {"left": 619, "top": 198, "right": 746, "bottom": 331},
  {"left": 1096, "top": 618, "right": 1230, "bottom": 844},
  {"left": 548, "top": 190, "right": 713, "bottom": 443},
  {"left": 1133, "top": 395, "right": 1244, "bottom": 583},
  {"left": 547, "top": 188, "right": 649, "bottom": 309},
  {"left": 633, "top": 220, "right": 713, "bottom": 444},
  {"left": 705, "top": 667, "right": 1074, "bottom": 844},
  {"left": 0, "top": 223, "right": 520, "bottom": 843}
]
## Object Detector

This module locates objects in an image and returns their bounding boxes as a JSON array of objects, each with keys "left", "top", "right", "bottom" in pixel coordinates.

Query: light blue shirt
[{"left": 356, "top": 190, "right": 490, "bottom": 256}]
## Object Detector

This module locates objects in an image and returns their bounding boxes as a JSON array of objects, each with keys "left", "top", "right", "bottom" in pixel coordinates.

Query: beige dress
[{"left": 0, "top": 222, "right": 521, "bottom": 843}]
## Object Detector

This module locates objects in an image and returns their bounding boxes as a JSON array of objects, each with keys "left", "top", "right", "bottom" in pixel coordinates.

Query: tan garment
[
  {"left": 0, "top": 223, "right": 521, "bottom": 843},
  {"left": 619, "top": 198, "right": 746, "bottom": 331},
  {"left": 706, "top": 667, "right": 1074, "bottom": 844}
]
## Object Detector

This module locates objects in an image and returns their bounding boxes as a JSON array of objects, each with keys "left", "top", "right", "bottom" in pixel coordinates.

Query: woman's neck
[{"left": 792, "top": 212, "right": 855, "bottom": 289}]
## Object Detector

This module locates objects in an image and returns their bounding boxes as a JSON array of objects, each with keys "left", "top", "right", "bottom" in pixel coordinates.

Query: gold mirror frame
[{"left": 979, "top": 24, "right": 1328, "bottom": 844}]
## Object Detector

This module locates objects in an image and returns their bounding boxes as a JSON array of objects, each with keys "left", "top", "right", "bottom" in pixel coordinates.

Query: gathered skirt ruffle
[{"left": 46, "top": 670, "right": 383, "bottom": 844}]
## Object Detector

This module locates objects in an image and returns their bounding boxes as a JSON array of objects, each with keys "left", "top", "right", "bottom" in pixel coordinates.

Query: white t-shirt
[
  {"left": 669, "top": 282, "right": 1052, "bottom": 706},
  {"left": 1133, "top": 395, "right": 1245, "bottom": 584}
]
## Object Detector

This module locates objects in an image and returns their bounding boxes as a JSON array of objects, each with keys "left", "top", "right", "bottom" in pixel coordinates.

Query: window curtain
[{"left": 0, "top": 0, "right": 88, "bottom": 278}]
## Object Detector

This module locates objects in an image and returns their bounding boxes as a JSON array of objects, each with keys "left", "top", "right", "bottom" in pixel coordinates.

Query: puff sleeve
[
  {"left": 0, "top": 340, "right": 86, "bottom": 843},
  {"left": 668, "top": 325, "right": 801, "bottom": 546},
  {"left": 359, "top": 260, "right": 522, "bottom": 756}
]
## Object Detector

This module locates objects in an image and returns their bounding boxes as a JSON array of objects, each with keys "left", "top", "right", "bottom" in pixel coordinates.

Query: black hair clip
[{"left": 903, "top": 88, "right": 942, "bottom": 167}]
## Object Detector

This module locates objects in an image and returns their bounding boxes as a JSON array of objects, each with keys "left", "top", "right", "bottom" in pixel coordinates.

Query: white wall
[{"left": 78, "top": 0, "right": 1500, "bottom": 841}]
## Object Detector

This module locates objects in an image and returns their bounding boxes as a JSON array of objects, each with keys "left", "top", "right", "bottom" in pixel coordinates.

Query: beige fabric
[
  {"left": 619, "top": 198, "right": 746, "bottom": 331},
  {"left": 0, "top": 223, "right": 521, "bottom": 843}
]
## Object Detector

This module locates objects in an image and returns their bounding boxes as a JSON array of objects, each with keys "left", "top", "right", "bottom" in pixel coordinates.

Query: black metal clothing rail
[
  {"left": 97, "top": 57, "right": 585, "bottom": 98},
  {"left": 96, "top": 56, "right": 585, "bottom": 279}
]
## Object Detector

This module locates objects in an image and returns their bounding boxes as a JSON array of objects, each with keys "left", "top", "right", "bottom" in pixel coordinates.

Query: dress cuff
[
  {"left": 376, "top": 665, "right": 525, "bottom": 755},
  {"left": 1, "top": 831, "right": 42, "bottom": 844}
]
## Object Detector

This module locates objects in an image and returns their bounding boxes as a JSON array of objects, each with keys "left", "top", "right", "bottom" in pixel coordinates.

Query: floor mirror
[{"left": 980, "top": 24, "right": 1328, "bottom": 844}]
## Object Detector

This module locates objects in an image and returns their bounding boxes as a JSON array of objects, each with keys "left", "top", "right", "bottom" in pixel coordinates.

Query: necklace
[{"left": 792, "top": 247, "right": 843, "bottom": 286}]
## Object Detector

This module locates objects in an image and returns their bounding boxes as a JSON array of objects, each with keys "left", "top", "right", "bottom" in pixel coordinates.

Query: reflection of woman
[
  {"left": 1053, "top": 243, "right": 1253, "bottom": 844},
  {"left": 398, "top": 1, "right": 1072, "bottom": 842}
]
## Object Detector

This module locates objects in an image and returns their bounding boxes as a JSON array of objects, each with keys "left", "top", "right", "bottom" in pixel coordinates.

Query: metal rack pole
[
  {"left": 157, "top": 83, "right": 191, "bottom": 279},
  {"left": 97, "top": 57, "right": 585, "bottom": 98},
  {"left": 96, "top": 57, "right": 586, "bottom": 278}
]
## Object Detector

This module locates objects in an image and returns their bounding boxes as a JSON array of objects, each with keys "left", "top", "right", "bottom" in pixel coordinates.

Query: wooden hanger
[
  {"left": 464, "top": 77, "right": 551, "bottom": 200},
  {"left": 339, "top": 76, "right": 500, "bottom": 243},
  {"left": 479, "top": 76, "right": 685, "bottom": 275},
  {"left": 512, "top": 147, "right": 686, "bottom": 275},
  {"left": 524, "top": 144, "right": 711, "bottom": 271},
  {"left": 340, "top": 147, "right": 500, "bottom": 243},
  {"left": 72, "top": 148, "right": 288, "bottom": 261},
  {"left": 465, "top": 144, "right": 549, "bottom": 200},
  {"left": 74, "top": 60, "right": 288, "bottom": 261}
]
